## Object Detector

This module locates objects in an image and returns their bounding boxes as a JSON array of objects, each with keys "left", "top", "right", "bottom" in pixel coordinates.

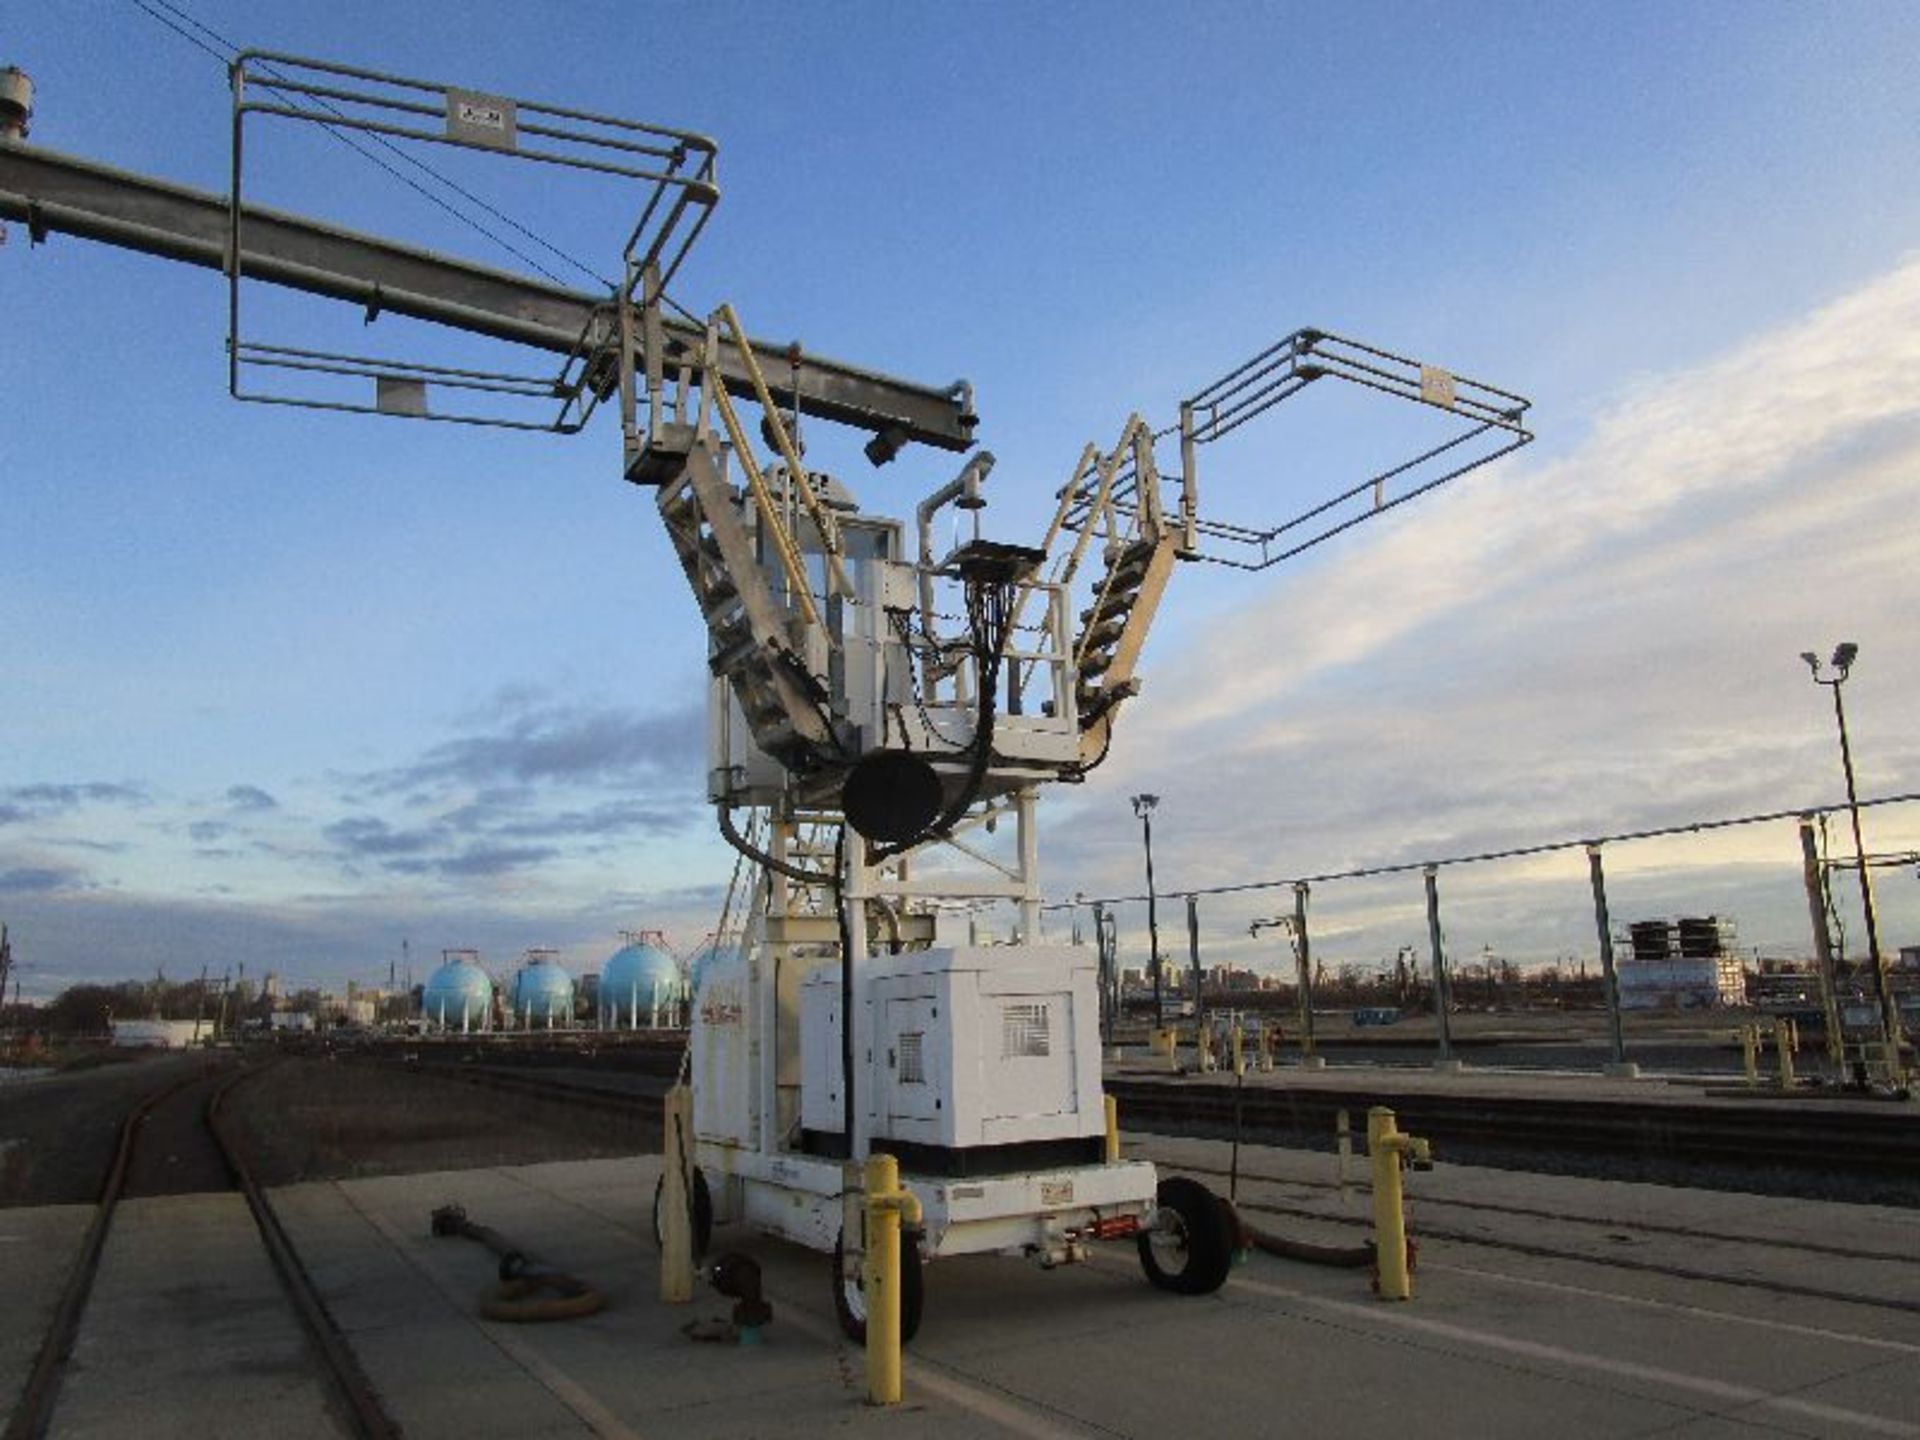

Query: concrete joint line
[
  {"left": 1229, "top": 1271, "right": 1920, "bottom": 1439},
  {"left": 334, "top": 1180, "right": 645, "bottom": 1440}
]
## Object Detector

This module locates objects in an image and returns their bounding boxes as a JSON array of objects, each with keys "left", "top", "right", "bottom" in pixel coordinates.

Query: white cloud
[{"left": 1053, "top": 254, "right": 1920, "bottom": 967}]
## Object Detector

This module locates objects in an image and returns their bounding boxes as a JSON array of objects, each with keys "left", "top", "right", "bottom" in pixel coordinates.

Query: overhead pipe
[{"left": 915, "top": 451, "right": 995, "bottom": 641}]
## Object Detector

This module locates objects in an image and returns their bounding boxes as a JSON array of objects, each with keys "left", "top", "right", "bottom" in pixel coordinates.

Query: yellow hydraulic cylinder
[
  {"left": 863, "top": 1154, "right": 923, "bottom": 1406},
  {"left": 1104, "top": 1095, "right": 1121, "bottom": 1164},
  {"left": 1368, "top": 1106, "right": 1431, "bottom": 1302},
  {"left": 658, "top": 1083, "right": 695, "bottom": 1304}
]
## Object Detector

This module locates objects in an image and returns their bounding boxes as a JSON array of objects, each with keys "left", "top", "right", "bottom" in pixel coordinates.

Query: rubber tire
[
  {"left": 831, "top": 1226, "right": 924, "bottom": 1345},
  {"left": 651, "top": 1166, "right": 713, "bottom": 1260},
  {"left": 1137, "top": 1175, "right": 1233, "bottom": 1295}
]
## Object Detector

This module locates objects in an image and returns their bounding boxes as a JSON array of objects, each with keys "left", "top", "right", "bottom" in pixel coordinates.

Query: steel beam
[{"left": 0, "top": 143, "right": 976, "bottom": 451}]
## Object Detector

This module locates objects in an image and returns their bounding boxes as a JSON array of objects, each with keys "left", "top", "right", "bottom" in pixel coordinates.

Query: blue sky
[{"left": 5, "top": 1, "right": 1920, "bottom": 997}]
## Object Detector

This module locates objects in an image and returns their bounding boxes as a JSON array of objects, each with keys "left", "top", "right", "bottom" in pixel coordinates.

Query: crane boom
[{"left": 0, "top": 142, "right": 975, "bottom": 452}]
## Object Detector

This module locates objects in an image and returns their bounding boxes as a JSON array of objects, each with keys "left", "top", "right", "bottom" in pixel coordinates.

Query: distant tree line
[{"left": 25, "top": 977, "right": 264, "bottom": 1036}]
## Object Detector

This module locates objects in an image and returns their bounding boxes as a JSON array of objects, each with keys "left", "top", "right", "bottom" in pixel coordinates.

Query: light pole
[
  {"left": 1800, "top": 643, "right": 1902, "bottom": 1070},
  {"left": 1132, "top": 793, "right": 1164, "bottom": 1028}
]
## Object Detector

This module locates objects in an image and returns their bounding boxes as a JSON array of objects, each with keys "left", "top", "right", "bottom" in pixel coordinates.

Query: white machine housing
[
  {"left": 689, "top": 936, "right": 1157, "bottom": 1262},
  {"left": 801, "top": 945, "right": 1105, "bottom": 1151}
]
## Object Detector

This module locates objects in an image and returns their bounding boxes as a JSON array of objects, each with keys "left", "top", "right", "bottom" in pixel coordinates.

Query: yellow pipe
[
  {"left": 1072, "top": 416, "right": 1152, "bottom": 670},
  {"left": 705, "top": 370, "right": 823, "bottom": 632},
  {"left": 658, "top": 1084, "right": 695, "bottom": 1303},
  {"left": 863, "top": 1153, "right": 922, "bottom": 1406},
  {"left": 715, "top": 304, "right": 854, "bottom": 599},
  {"left": 1368, "top": 1106, "right": 1429, "bottom": 1301},
  {"left": 1104, "top": 1095, "right": 1120, "bottom": 1164}
]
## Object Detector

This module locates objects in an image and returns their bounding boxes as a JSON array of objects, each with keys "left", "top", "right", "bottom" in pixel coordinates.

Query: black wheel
[
  {"left": 831, "top": 1226, "right": 923, "bottom": 1345},
  {"left": 1137, "top": 1176, "right": 1232, "bottom": 1295},
  {"left": 652, "top": 1166, "right": 713, "bottom": 1259}
]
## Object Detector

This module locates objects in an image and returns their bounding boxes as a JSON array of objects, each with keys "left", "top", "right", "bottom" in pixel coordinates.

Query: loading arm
[{"left": 0, "top": 142, "right": 975, "bottom": 453}]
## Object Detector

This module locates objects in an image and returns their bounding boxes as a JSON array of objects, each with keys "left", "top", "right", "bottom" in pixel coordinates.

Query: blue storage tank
[
  {"left": 510, "top": 956, "right": 575, "bottom": 1029},
  {"left": 685, "top": 938, "right": 740, "bottom": 997},
  {"left": 421, "top": 954, "right": 494, "bottom": 1032},
  {"left": 599, "top": 936, "right": 682, "bottom": 1028}
]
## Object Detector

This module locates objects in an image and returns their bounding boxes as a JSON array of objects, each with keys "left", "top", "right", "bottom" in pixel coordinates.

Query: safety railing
[{"left": 227, "top": 50, "right": 718, "bottom": 429}]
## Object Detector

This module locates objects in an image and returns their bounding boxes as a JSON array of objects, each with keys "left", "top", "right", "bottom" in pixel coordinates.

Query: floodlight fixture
[
  {"left": 1800, "top": 642, "right": 1902, "bottom": 1070},
  {"left": 864, "top": 425, "right": 909, "bottom": 467}
]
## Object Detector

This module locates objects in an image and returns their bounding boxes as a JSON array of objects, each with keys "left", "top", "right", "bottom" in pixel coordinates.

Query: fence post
[
  {"left": 1423, "top": 866, "right": 1459, "bottom": 1072},
  {"left": 1797, "top": 815, "right": 1848, "bottom": 1079},
  {"left": 1586, "top": 843, "right": 1638, "bottom": 1078},
  {"left": 1186, "top": 894, "right": 1204, "bottom": 1028},
  {"left": 1092, "top": 900, "right": 1114, "bottom": 1050},
  {"left": 1294, "top": 881, "right": 1322, "bottom": 1067}
]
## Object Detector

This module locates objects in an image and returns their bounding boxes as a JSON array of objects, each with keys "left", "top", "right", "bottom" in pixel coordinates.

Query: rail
[{"left": 2, "top": 1061, "right": 402, "bottom": 1440}]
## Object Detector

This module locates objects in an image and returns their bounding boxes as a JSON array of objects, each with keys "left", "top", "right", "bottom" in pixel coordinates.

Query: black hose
[
  {"left": 715, "top": 803, "right": 831, "bottom": 886},
  {"left": 835, "top": 832, "right": 855, "bottom": 1150},
  {"left": 1246, "top": 1224, "right": 1375, "bottom": 1269}
]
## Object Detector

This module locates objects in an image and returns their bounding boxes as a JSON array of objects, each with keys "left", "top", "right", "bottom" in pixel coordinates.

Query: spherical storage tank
[
  {"left": 421, "top": 955, "right": 494, "bottom": 1032},
  {"left": 599, "top": 937, "right": 681, "bottom": 1027},
  {"left": 685, "top": 939, "right": 740, "bottom": 998},
  {"left": 510, "top": 957, "right": 575, "bottom": 1029}
]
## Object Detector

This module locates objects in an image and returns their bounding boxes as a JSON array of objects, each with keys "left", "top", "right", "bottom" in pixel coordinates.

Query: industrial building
[{"left": 1615, "top": 916, "right": 1747, "bottom": 1010}]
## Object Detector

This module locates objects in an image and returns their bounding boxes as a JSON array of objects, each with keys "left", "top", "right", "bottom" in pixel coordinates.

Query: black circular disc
[{"left": 842, "top": 752, "right": 943, "bottom": 844}]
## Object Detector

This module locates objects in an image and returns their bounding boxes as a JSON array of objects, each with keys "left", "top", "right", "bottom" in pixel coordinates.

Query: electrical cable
[
  {"left": 868, "top": 571, "right": 1019, "bottom": 864},
  {"left": 887, "top": 609, "right": 970, "bottom": 752},
  {"left": 715, "top": 803, "right": 832, "bottom": 887},
  {"left": 129, "top": 0, "right": 611, "bottom": 288},
  {"left": 835, "top": 830, "right": 855, "bottom": 1150},
  {"left": 1060, "top": 789, "right": 1920, "bottom": 910}
]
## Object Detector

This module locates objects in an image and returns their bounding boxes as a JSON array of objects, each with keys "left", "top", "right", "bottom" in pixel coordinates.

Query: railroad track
[
  {"left": 383, "top": 1054, "right": 670, "bottom": 1123},
  {"left": 380, "top": 1047, "right": 1919, "bottom": 1194},
  {"left": 3, "top": 1060, "right": 401, "bottom": 1440},
  {"left": 1104, "top": 1076, "right": 1920, "bottom": 1175}
]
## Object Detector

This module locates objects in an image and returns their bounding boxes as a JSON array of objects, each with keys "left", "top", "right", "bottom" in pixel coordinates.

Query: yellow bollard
[
  {"left": 1367, "top": 1106, "right": 1431, "bottom": 1301},
  {"left": 1740, "top": 1025, "right": 1759, "bottom": 1087},
  {"left": 1230, "top": 1018, "right": 1245, "bottom": 1077},
  {"left": 658, "top": 1083, "right": 695, "bottom": 1304},
  {"left": 1259, "top": 1020, "right": 1276, "bottom": 1073},
  {"left": 1104, "top": 1095, "right": 1121, "bottom": 1164},
  {"left": 1775, "top": 1020, "right": 1796, "bottom": 1089},
  {"left": 863, "top": 1154, "right": 923, "bottom": 1406},
  {"left": 1197, "top": 1024, "right": 1215, "bottom": 1074},
  {"left": 1150, "top": 1026, "right": 1180, "bottom": 1070}
]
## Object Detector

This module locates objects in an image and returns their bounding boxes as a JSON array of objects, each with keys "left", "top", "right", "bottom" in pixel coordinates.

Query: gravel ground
[
  {"left": 223, "top": 1052, "right": 658, "bottom": 1187},
  {"left": 0, "top": 1050, "right": 211, "bottom": 1207},
  {"left": 0, "top": 1048, "right": 661, "bottom": 1207}
]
